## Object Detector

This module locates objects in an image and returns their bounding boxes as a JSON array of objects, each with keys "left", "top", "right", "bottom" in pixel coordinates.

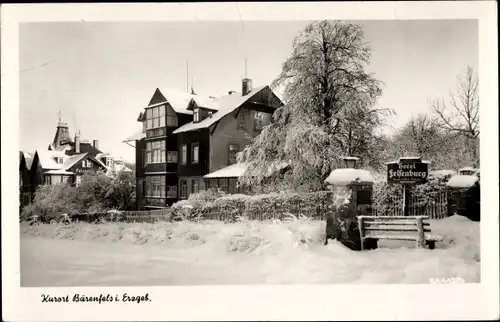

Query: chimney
[
  {"left": 242, "top": 78, "right": 252, "bottom": 96},
  {"left": 75, "top": 130, "right": 81, "bottom": 153},
  {"left": 228, "top": 91, "right": 236, "bottom": 95},
  {"left": 93, "top": 140, "right": 99, "bottom": 149}
]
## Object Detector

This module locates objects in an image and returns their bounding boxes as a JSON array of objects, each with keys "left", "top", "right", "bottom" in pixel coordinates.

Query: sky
[{"left": 19, "top": 20, "right": 478, "bottom": 162}]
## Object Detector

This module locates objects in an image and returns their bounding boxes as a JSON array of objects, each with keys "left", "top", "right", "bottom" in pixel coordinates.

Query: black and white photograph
[{"left": 2, "top": 2, "right": 498, "bottom": 321}]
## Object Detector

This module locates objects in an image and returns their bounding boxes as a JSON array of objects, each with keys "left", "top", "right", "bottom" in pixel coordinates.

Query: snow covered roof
[
  {"left": 173, "top": 85, "right": 268, "bottom": 134},
  {"left": 190, "top": 96, "right": 218, "bottom": 110},
  {"left": 203, "top": 161, "right": 289, "bottom": 179},
  {"left": 204, "top": 163, "right": 246, "bottom": 179},
  {"left": 429, "top": 170, "right": 457, "bottom": 178},
  {"left": 36, "top": 150, "right": 70, "bottom": 170},
  {"left": 342, "top": 156, "right": 360, "bottom": 161},
  {"left": 324, "top": 168, "right": 375, "bottom": 185},
  {"left": 148, "top": 88, "right": 209, "bottom": 115},
  {"left": 111, "top": 164, "right": 133, "bottom": 173},
  {"left": 459, "top": 167, "right": 475, "bottom": 172},
  {"left": 36, "top": 150, "right": 100, "bottom": 172},
  {"left": 45, "top": 169, "right": 74, "bottom": 175},
  {"left": 447, "top": 174, "right": 478, "bottom": 188},
  {"left": 123, "top": 129, "right": 146, "bottom": 143}
]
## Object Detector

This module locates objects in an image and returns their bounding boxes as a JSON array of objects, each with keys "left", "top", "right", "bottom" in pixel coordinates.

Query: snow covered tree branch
[{"left": 238, "top": 21, "right": 388, "bottom": 191}]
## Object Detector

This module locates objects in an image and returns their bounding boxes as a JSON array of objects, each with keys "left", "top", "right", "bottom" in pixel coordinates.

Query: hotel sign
[{"left": 387, "top": 158, "right": 428, "bottom": 185}]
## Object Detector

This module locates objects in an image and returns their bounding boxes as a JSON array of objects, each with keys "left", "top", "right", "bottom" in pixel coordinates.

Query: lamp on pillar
[{"left": 342, "top": 156, "right": 359, "bottom": 169}]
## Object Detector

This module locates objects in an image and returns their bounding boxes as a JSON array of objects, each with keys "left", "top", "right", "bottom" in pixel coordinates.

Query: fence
[{"left": 373, "top": 189, "right": 448, "bottom": 219}]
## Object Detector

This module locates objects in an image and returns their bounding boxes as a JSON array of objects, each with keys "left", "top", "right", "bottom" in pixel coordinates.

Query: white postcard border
[{"left": 2, "top": 2, "right": 498, "bottom": 321}]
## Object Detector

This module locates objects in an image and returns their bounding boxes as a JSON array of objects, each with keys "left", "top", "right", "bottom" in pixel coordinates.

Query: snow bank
[
  {"left": 430, "top": 170, "right": 457, "bottom": 178},
  {"left": 325, "top": 168, "right": 375, "bottom": 185},
  {"left": 20, "top": 215, "right": 479, "bottom": 285},
  {"left": 447, "top": 174, "right": 478, "bottom": 188}
]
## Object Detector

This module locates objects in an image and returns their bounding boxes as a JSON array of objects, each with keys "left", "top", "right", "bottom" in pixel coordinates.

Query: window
[
  {"left": 105, "top": 158, "right": 112, "bottom": 167},
  {"left": 146, "top": 176, "right": 165, "bottom": 197},
  {"left": 167, "top": 186, "right": 177, "bottom": 198},
  {"left": 145, "top": 140, "right": 166, "bottom": 164},
  {"left": 237, "top": 111, "right": 245, "bottom": 129},
  {"left": 166, "top": 109, "right": 178, "bottom": 127},
  {"left": 55, "top": 157, "right": 64, "bottom": 164},
  {"left": 193, "top": 108, "right": 200, "bottom": 123},
  {"left": 75, "top": 175, "right": 83, "bottom": 187},
  {"left": 167, "top": 151, "right": 178, "bottom": 163},
  {"left": 180, "top": 180, "right": 187, "bottom": 198},
  {"left": 44, "top": 176, "right": 51, "bottom": 185},
  {"left": 192, "top": 179, "right": 199, "bottom": 194},
  {"left": 146, "top": 127, "right": 165, "bottom": 138},
  {"left": 145, "top": 105, "right": 166, "bottom": 130},
  {"left": 82, "top": 160, "right": 91, "bottom": 168},
  {"left": 208, "top": 178, "right": 218, "bottom": 191},
  {"left": 181, "top": 144, "right": 188, "bottom": 164},
  {"left": 192, "top": 143, "right": 199, "bottom": 164},
  {"left": 228, "top": 144, "right": 239, "bottom": 165},
  {"left": 229, "top": 178, "right": 238, "bottom": 194},
  {"left": 253, "top": 112, "right": 264, "bottom": 131},
  {"left": 219, "top": 178, "right": 228, "bottom": 193},
  {"left": 52, "top": 175, "right": 62, "bottom": 185}
]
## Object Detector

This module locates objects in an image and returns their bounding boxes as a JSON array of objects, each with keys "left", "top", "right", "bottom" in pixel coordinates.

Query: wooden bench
[{"left": 357, "top": 215, "right": 443, "bottom": 250}]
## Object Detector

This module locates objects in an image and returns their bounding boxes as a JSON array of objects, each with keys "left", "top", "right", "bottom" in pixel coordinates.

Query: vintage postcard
[{"left": 2, "top": 1, "right": 498, "bottom": 321}]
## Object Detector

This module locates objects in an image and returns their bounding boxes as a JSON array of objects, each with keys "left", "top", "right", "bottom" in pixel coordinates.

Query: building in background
[
  {"left": 19, "top": 115, "right": 132, "bottom": 209},
  {"left": 124, "top": 78, "right": 283, "bottom": 210}
]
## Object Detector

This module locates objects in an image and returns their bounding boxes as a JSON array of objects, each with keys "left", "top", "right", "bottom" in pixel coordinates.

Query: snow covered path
[{"left": 20, "top": 215, "right": 480, "bottom": 286}]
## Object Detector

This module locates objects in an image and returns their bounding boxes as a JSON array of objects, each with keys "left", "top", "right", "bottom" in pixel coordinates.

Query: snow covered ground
[{"left": 20, "top": 215, "right": 479, "bottom": 286}]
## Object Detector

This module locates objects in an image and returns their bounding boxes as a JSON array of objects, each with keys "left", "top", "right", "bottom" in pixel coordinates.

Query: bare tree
[{"left": 429, "top": 66, "right": 479, "bottom": 161}]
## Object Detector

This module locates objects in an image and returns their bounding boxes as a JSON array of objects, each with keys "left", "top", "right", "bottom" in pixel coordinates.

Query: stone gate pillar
[{"left": 324, "top": 157, "right": 375, "bottom": 250}]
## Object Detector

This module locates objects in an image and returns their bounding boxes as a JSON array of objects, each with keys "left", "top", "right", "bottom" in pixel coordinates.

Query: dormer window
[
  {"left": 55, "top": 157, "right": 64, "bottom": 164},
  {"left": 193, "top": 107, "right": 200, "bottom": 123},
  {"left": 106, "top": 158, "right": 112, "bottom": 167}
]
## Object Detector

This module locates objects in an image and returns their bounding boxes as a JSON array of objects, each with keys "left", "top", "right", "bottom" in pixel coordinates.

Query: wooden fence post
[{"left": 416, "top": 216, "right": 425, "bottom": 248}]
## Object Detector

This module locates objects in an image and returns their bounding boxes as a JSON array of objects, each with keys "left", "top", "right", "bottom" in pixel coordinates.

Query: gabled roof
[
  {"left": 189, "top": 96, "right": 218, "bottom": 111},
  {"left": 173, "top": 85, "right": 268, "bottom": 134},
  {"left": 35, "top": 150, "right": 105, "bottom": 172},
  {"left": 36, "top": 150, "right": 69, "bottom": 170},
  {"left": 146, "top": 88, "right": 210, "bottom": 115}
]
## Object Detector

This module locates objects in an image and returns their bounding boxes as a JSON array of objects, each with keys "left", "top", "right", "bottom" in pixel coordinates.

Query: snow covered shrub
[
  {"left": 410, "top": 173, "right": 449, "bottom": 208},
  {"left": 20, "top": 183, "right": 79, "bottom": 222},
  {"left": 372, "top": 181, "right": 403, "bottom": 216},
  {"left": 187, "top": 189, "right": 226, "bottom": 208},
  {"left": 170, "top": 201, "right": 202, "bottom": 222},
  {"left": 242, "top": 191, "right": 332, "bottom": 220}
]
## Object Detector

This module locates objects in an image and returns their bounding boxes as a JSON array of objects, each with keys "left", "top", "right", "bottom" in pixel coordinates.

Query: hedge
[{"left": 170, "top": 190, "right": 334, "bottom": 222}]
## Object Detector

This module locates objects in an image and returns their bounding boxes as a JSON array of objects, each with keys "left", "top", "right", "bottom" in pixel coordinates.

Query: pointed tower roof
[{"left": 52, "top": 111, "right": 73, "bottom": 149}]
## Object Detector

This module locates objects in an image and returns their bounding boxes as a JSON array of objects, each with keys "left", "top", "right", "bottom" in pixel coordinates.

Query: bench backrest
[{"left": 357, "top": 215, "right": 431, "bottom": 247}]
